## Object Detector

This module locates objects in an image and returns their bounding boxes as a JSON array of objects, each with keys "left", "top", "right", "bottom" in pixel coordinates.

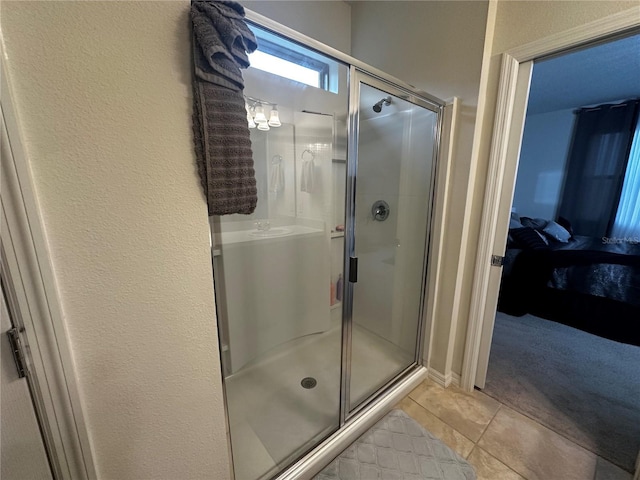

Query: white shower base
[{"left": 225, "top": 321, "right": 413, "bottom": 480}]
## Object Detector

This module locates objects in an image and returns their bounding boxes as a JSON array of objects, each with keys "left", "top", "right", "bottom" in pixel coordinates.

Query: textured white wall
[
  {"left": 242, "top": 0, "right": 352, "bottom": 54},
  {"left": 492, "top": 0, "right": 640, "bottom": 54},
  {"left": 11, "top": 0, "right": 632, "bottom": 476},
  {"left": 1, "top": 2, "right": 231, "bottom": 478},
  {"left": 1, "top": 1, "right": 354, "bottom": 478},
  {"left": 452, "top": 0, "right": 640, "bottom": 373}
]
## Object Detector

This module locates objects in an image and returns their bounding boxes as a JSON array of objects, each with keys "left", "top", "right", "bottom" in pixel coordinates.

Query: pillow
[
  {"left": 535, "top": 229, "right": 550, "bottom": 245},
  {"left": 510, "top": 217, "right": 523, "bottom": 229},
  {"left": 556, "top": 216, "right": 574, "bottom": 237},
  {"left": 510, "top": 227, "right": 550, "bottom": 250},
  {"left": 543, "top": 220, "right": 571, "bottom": 243},
  {"left": 521, "top": 217, "right": 548, "bottom": 230}
]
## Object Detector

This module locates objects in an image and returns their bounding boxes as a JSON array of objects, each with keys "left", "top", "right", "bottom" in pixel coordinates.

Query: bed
[{"left": 498, "top": 219, "right": 640, "bottom": 346}]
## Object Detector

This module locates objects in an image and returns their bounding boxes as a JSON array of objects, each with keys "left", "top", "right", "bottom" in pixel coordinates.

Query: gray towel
[{"left": 191, "top": 0, "right": 258, "bottom": 215}]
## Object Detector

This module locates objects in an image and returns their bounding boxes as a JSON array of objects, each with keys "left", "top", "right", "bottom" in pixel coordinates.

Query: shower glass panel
[
  {"left": 348, "top": 76, "right": 438, "bottom": 410},
  {"left": 210, "top": 23, "right": 348, "bottom": 480}
]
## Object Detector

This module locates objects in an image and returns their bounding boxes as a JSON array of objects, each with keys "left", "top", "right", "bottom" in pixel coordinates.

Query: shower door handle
[{"left": 349, "top": 256, "right": 358, "bottom": 283}]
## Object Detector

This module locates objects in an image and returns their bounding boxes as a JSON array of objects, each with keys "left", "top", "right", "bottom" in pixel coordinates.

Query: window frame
[{"left": 252, "top": 37, "right": 330, "bottom": 90}]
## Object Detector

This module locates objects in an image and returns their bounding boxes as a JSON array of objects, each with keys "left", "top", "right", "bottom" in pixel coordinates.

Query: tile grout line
[
  {"left": 411, "top": 385, "right": 632, "bottom": 479},
  {"left": 481, "top": 391, "right": 630, "bottom": 472},
  {"left": 458, "top": 404, "right": 530, "bottom": 480},
  {"left": 492, "top": 402, "right": 623, "bottom": 472},
  {"left": 473, "top": 445, "right": 531, "bottom": 480},
  {"left": 410, "top": 384, "right": 505, "bottom": 445},
  {"left": 476, "top": 402, "right": 502, "bottom": 444},
  {"left": 407, "top": 396, "right": 479, "bottom": 444},
  {"left": 471, "top": 403, "right": 535, "bottom": 480},
  {"left": 406, "top": 394, "right": 531, "bottom": 479},
  {"left": 476, "top": 403, "right": 618, "bottom": 480},
  {"left": 466, "top": 444, "right": 476, "bottom": 460}
]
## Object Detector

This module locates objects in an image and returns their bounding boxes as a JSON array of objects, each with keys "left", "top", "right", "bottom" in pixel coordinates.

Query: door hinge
[
  {"left": 491, "top": 255, "right": 504, "bottom": 267},
  {"left": 7, "top": 328, "right": 27, "bottom": 378}
]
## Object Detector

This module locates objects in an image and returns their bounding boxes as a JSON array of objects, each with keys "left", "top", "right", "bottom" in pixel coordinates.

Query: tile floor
[{"left": 396, "top": 378, "right": 634, "bottom": 480}]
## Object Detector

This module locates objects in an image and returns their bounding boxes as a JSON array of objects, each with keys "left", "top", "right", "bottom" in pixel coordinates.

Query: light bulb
[
  {"left": 257, "top": 122, "right": 270, "bottom": 131},
  {"left": 254, "top": 104, "right": 267, "bottom": 124},
  {"left": 268, "top": 105, "right": 281, "bottom": 127},
  {"left": 247, "top": 113, "right": 256, "bottom": 129},
  {"left": 245, "top": 103, "right": 256, "bottom": 129}
]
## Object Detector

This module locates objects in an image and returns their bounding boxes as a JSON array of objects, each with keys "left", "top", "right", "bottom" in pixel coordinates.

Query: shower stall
[{"left": 210, "top": 11, "right": 443, "bottom": 480}]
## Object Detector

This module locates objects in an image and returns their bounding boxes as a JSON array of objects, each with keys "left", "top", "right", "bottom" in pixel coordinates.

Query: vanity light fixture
[
  {"left": 254, "top": 104, "right": 268, "bottom": 124},
  {"left": 245, "top": 96, "right": 282, "bottom": 131},
  {"left": 268, "top": 105, "right": 281, "bottom": 127}
]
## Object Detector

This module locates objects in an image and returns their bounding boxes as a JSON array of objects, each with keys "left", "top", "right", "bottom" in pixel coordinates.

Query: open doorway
[{"left": 480, "top": 32, "right": 640, "bottom": 474}]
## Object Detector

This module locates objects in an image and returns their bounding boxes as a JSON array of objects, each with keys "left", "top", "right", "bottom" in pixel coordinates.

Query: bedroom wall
[
  {"left": 453, "top": 0, "right": 640, "bottom": 375},
  {"left": 512, "top": 108, "right": 575, "bottom": 220},
  {"left": 0, "top": 1, "right": 352, "bottom": 479}
]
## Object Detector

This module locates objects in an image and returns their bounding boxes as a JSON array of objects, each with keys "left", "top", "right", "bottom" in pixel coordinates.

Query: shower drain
[{"left": 301, "top": 377, "right": 317, "bottom": 389}]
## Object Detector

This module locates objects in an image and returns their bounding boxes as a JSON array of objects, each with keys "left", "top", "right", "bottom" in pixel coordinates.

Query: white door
[
  {"left": 1, "top": 281, "right": 54, "bottom": 480},
  {"left": 474, "top": 60, "right": 534, "bottom": 388}
]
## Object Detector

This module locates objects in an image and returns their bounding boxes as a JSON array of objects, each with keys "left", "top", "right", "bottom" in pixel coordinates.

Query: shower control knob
[{"left": 372, "top": 200, "right": 390, "bottom": 221}]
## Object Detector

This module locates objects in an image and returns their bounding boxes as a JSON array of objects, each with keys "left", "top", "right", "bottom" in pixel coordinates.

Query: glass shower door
[
  {"left": 211, "top": 22, "right": 350, "bottom": 480},
  {"left": 346, "top": 73, "right": 439, "bottom": 411}
]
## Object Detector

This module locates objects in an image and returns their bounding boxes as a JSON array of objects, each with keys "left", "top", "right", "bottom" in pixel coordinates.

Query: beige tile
[
  {"left": 396, "top": 397, "right": 475, "bottom": 459},
  {"left": 478, "top": 406, "right": 597, "bottom": 480},
  {"left": 408, "top": 379, "right": 500, "bottom": 442},
  {"left": 594, "top": 457, "right": 633, "bottom": 480},
  {"left": 467, "top": 446, "right": 526, "bottom": 480}
]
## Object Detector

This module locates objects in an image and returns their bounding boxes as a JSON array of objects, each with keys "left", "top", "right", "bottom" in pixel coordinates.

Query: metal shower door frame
[
  {"left": 340, "top": 67, "right": 444, "bottom": 424},
  {"left": 223, "top": 9, "right": 446, "bottom": 480}
]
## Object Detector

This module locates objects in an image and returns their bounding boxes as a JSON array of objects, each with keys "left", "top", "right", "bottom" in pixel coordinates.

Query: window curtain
[
  {"left": 557, "top": 100, "right": 639, "bottom": 237},
  {"left": 612, "top": 116, "right": 640, "bottom": 238}
]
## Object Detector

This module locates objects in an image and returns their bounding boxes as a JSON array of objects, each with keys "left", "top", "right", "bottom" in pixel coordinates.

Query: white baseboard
[
  {"left": 428, "top": 369, "right": 461, "bottom": 388},
  {"left": 427, "top": 369, "right": 448, "bottom": 387}
]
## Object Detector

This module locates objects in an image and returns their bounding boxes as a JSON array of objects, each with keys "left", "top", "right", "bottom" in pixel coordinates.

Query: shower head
[{"left": 372, "top": 96, "right": 392, "bottom": 113}]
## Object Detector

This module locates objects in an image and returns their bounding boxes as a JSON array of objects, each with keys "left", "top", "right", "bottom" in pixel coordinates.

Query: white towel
[
  {"left": 300, "top": 150, "right": 316, "bottom": 193},
  {"left": 269, "top": 155, "right": 284, "bottom": 193}
]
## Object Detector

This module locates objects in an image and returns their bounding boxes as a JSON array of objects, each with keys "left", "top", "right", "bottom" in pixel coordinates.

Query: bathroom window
[
  {"left": 249, "top": 38, "right": 329, "bottom": 89},
  {"left": 248, "top": 23, "right": 339, "bottom": 93}
]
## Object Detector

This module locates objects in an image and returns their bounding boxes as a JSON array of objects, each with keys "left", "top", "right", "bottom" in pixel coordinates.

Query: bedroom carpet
[{"left": 483, "top": 312, "right": 640, "bottom": 472}]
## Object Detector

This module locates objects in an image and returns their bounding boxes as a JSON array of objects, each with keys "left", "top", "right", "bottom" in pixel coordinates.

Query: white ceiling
[{"left": 527, "top": 33, "right": 640, "bottom": 115}]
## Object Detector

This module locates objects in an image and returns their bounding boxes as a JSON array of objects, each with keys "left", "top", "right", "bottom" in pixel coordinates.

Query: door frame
[
  {"left": 1, "top": 50, "right": 97, "bottom": 479},
  {"left": 461, "top": 6, "right": 640, "bottom": 391},
  {"left": 342, "top": 67, "right": 443, "bottom": 422}
]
